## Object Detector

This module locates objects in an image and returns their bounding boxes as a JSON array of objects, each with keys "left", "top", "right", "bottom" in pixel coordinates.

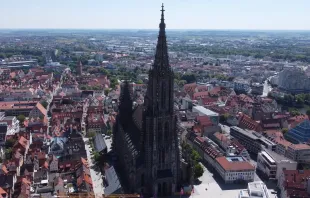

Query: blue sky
[{"left": 0, "top": 0, "right": 309, "bottom": 30}]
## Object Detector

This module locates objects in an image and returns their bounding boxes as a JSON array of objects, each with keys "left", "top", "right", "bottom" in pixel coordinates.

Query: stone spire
[
  {"left": 153, "top": 3, "right": 170, "bottom": 73},
  {"left": 119, "top": 81, "right": 132, "bottom": 126},
  {"left": 78, "top": 61, "right": 83, "bottom": 76}
]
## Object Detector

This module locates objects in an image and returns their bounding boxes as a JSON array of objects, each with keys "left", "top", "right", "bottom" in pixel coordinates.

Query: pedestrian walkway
[{"left": 83, "top": 138, "right": 105, "bottom": 198}]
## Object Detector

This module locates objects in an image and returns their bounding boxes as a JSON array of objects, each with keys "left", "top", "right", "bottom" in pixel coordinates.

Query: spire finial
[{"left": 161, "top": 3, "right": 165, "bottom": 21}]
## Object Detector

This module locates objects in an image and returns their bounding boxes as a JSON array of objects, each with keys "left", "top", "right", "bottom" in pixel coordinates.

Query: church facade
[{"left": 112, "top": 4, "right": 183, "bottom": 197}]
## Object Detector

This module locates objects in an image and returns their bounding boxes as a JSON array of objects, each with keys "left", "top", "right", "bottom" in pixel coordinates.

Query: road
[
  {"left": 83, "top": 137, "right": 104, "bottom": 198},
  {"left": 262, "top": 79, "right": 272, "bottom": 97}
]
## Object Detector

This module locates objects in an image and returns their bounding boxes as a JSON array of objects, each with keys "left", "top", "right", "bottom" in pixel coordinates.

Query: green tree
[
  {"left": 107, "top": 129, "right": 112, "bottom": 136},
  {"left": 104, "top": 88, "right": 110, "bottom": 96},
  {"left": 306, "top": 109, "right": 310, "bottom": 117},
  {"left": 191, "top": 150, "right": 201, "bottom": 162},
  {"left": 110, "top": 78, "right": 118, "bottom": 89},
  {"left": 80, "top": 85, "right": 87, "bottom": 90},
  {"left": 5, "top": 148, "right": 12, "bottom": 159},
  {"left": 17, "top": 115, "right": 26, "bottom": 123},
  {"left": 5, "top": 138, "right": 16, "bottom": 148},
  {"left": 135, "top": 80, "right": 143, "bottom": 84},
  {"left": 220, "top": 113, "right": 229, "bottom": 123},
  {"left": 40, "top": 100, "right": 48, "bottom": 108},
  {"left": 93, "top": 151, "right": 101, "bottom": 163},
  {"left": 194, "top": 163, "right": 204, "bottom": 179},
  {"left": 282, "top": 128, "right": 289, "bottom": 134},
  {"left": 181, "top": 73, "right": 196, "bottom": 84},
  {"left": 87, "top": 132, "right": 96, "bottom": 138}
]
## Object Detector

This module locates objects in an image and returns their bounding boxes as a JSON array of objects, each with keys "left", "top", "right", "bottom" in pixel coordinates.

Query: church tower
[
  {"left": 77, "top": 61, "right": 83, "bottom": 76},
  {"left": 143, "top": 4, "right": 181, "bottom": 197}
]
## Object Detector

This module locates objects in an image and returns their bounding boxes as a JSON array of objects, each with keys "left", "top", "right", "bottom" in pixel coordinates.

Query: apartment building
[
  {"left": 278, "top": 170, "right": 310, "bottom": 198},
  {"left": 257, "top": 149, "right": 297, "bottom": 180},
  {"left": 230, "top": 126, "right": 276, "bottom": 154}
]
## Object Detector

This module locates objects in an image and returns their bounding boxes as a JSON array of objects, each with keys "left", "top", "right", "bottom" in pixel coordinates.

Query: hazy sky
[{"left": 0, "top": 0, "right": 309, "bottom": 30}]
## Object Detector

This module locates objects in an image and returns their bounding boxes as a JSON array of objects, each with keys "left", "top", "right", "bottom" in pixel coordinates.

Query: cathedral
[{"left": 112, "top": 4, "right": 184, "bottom": 197}]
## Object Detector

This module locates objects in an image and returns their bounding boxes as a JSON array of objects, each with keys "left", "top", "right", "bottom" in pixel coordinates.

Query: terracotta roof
[
  {"left": 16, "top": 136, "right": 28, "bottom": 149},
  {"left": 213, "top": 132, "right": 229, "bottom": 144},
  {"left": 288, "top": 144, "right": 310, "bottom": 150},
  {"left": 0, "top": 187, "right": 7, "bottom": 196},
  {"left": 215, "top": 156, "right": 255, "bottom": 171},
  {"left": 77, "top": 173, "right": 93, "bottom": 186},
  {"left": 35, "top": 102, "right": 47, "bottom": 116},
  {"left": 193, "top": 91, "right": 209, "bottom": 100},
  {"left": 238, "top": 113, "right": 260, "bottom": 131},
  {"left": 196, "top": 115, "right": 213, "bottom": 126},
  {"left": 282, "top": 169, "right": 310, "bottom": 197},
  {"left": 1, "top": 165, "right": 8, "bottom": 174}
]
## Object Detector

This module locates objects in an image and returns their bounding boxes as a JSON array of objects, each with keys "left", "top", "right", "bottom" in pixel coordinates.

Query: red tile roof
[{"left": 215, "top": 156, "right": 255, "bottom": 171}]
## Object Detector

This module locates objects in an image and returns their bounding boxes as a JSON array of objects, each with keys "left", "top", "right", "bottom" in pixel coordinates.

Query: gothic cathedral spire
[
  {"left": 153, "top": 3, "right": 170, "bottom": 73},
  {"left": 145, "top": 3, "right": 174, "bottom": 116}
]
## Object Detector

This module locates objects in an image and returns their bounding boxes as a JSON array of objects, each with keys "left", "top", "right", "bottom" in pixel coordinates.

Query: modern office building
[
  {"left": 239, "top": 181, "right": 271, "bottom": 198},
  {"left": 285, "top": 143, "right": 310, "bottom": 164},
  {"left": 257, "top": 149, "right": 297, "bottom": 180},
  {"left": 192, "top": 105, "right": 219, "bottom": 125},
  {"left": 230, "top": 126, "right": 276, "bottom": 154}
]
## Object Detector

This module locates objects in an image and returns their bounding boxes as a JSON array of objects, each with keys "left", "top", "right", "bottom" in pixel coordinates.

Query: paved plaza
[{"left": 188, "top": 164, "right": 277, "bottom": 198}]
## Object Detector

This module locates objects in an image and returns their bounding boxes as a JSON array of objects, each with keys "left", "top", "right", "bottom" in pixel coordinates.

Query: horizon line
[{"left": 0, "top": 28, "right": 310, "bottom": 32}]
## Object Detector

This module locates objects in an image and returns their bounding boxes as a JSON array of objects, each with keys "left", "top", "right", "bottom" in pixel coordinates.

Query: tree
[
  {"left": 306, "top": 109, "right": 310, "bottom": 118},
  {"left": 80, "top": 85, "right": 87, "bottom": 90},
  {"left": 93, "top": 151, "right": 101, "bottom": 164},
  {"left": 191, "top": 150, "right": 201, "bottom": 162},
  {"left": 181, "top": 73, "right": 196, "bottom": 84},
  {"left": 194, "top": 163, "right": 204, "bottom": 179},
  {"left": 104, "top": 88, "right": 110, "bottom": 96},
  {"left": 107, "top": 129, "right": 112, "bottom": 136},
  {"left": 220, "top": 113, "right": 229, "bottom": 123},
  {"left": 5, "top": 138, "right": 16, "bottom": 148},
  {"left": 5, "top": 148, "right": 12, "bottom": 159},
  {"left": 17, "top": 115, "right": 26, "bottom": 123},
  {"left": 40, "top": 100, "right": 48, "bottom": 108},
  {"left": 135, "top": 80, "right": 143, "bottom": 84},
  {"left": 282, "top": 128, "right": 289, "bottom": 134},
  {"left": 87, "top": 132, "right": 96, "bottom": 138}
]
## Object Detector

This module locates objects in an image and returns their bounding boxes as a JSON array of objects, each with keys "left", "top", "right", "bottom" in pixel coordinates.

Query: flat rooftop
[
  {"left": 193, "top": 105, "right": 219, "bottom": 116},
  {"left": 263, "top": 148, "right": 297, "bottom": 164}
]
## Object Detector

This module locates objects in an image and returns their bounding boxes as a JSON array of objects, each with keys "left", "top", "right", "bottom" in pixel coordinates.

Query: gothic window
[
  {"left": 161, "top": 81, "right": 166, "bottom": 108},
  {"left": 165, "top": 122, "right": 169, "bottom": 140},
  {"left": 141, "top": 174, "right": 145, "bottom": 186},
  {"left": 158, "top": 183, "right": 162, "bottom": 196},
  {"left": 158, "top": 123, "right": 162, "bottom": 145},
  {"left": 162, "top": 150, "right": 165, "bottom": 164}
]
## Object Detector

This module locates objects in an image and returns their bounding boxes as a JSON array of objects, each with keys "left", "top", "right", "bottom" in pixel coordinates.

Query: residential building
[
  {"left": 0, "top": 101, "right": 38, "bottom": 116},
  {"left": 29, "top": 102, "right": 47, "bottom": 119},
  {"left": 285, "top": 143, "right": 310, "bottom": 164},
  {"left": 257, "top": 149, "right": 297, "bottom": 180},
  {"left": 278, "top": 170, "right": 310, "bottom": 198},
  {"left": 230, "top": 126, "right": 276, "bottom": 154},
  {"left": 214, "top": 156, "right": 255, "bottom": 184}
]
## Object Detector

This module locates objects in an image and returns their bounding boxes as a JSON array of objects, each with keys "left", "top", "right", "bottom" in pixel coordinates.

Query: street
[{"left": 83, "top": 137, "right": 104, "bottom": 198}]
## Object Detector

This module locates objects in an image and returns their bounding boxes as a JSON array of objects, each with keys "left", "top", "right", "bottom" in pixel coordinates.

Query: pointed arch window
[
  {"left": 165, "top": 122, "right": 169, "bottom": 140},
  {"left": 161, "top": 81, "right": 166, "bottom": 108}
]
